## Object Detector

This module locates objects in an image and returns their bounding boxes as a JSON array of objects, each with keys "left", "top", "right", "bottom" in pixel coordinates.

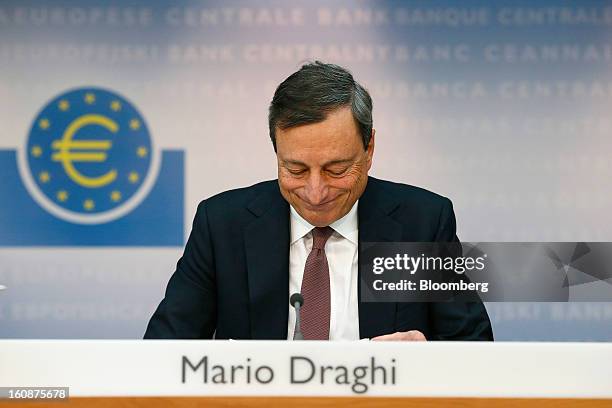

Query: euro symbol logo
[
  {"left": 21, "top": 87, "right": 157, "bottom": 224},
  {"left": 51, "top": 114, "right": 117, "bottom": 188}
]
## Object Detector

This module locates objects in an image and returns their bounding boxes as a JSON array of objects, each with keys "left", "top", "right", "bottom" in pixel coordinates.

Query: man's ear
[{"left": 366, "top": 129, "right": 375, "bottom": 170}]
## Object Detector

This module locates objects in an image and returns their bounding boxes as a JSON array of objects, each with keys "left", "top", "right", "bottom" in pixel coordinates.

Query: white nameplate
[{"left": 0, "top": 340, "right": 611, "bottom": 398}]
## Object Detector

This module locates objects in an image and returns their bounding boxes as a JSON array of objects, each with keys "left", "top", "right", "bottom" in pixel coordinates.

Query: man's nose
[{"left": 303, "top": 172, "right": 329, "bottom": 205}]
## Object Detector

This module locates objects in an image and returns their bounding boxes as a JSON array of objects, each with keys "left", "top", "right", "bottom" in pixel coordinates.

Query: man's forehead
[{"left": 281, "top": 157, "right": 355, "bottom": 167}]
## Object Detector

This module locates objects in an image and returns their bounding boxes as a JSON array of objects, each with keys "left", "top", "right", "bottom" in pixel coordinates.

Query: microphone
[{"left": 290, "top": 293, "right": 304, "bottom": 340}]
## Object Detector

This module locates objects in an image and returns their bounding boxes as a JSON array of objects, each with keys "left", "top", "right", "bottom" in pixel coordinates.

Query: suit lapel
[
  {"left": 244, "top": 185, "right": 290, "bottom": 339},
  {"left": 358, "top": 177, "right": 403, "bottom": 339}
]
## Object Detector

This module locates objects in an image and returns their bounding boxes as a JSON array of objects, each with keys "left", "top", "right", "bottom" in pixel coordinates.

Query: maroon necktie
[{"left": 300, "top": 226, "right": 334, "bottom": 340}]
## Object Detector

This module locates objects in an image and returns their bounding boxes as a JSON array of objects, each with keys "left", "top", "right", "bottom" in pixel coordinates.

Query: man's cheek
[
  {"left": 279, "top": 176, "right": 302, "bottom": 191},
  {"left": 330, "top": 176, "right": 357, "bottom": 192}
]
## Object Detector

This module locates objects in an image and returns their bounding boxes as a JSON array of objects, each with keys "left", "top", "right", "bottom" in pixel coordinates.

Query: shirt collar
[{"left": 290, "top": 200, "right": 359, "bottom": 245}]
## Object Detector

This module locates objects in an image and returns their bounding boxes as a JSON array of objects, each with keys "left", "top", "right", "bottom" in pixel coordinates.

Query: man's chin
[
  {"left": 300, "top": 210, "right": 337, "bottom": 228},
  {"left": 290, "top": 194, "right": 351, "bottom": 226}
]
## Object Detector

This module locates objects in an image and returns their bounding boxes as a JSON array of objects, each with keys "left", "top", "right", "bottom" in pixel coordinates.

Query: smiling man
[
  {"left": 145, "top": 61, "right": 493, "bottom": 341},
  {"left": 275, "top": 106, "right": 371, "bottom": 228}
]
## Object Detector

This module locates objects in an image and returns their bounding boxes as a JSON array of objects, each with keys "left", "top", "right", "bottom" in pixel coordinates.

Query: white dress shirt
[{"left": 287, "top": 201, "right": 360, "bottom": 340}]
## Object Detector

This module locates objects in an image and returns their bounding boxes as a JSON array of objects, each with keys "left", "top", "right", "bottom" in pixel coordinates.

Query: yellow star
[
  {"left": 84, "top": 93, "right": 96, "bottom": 104},
  {"left": 39, "top": 171, "right": 50, "bottom": 183},
  {"left": 128, "top": 171, "right": 140, "bottom": 184},
  {"left": 136, "top": 146, "right": 148, "bottom": 158},
  {"left": 129, "top": 119, "right": 141, "bottom": 130},
  {"left": 83, "top": 199, "right": 95, "bottom": 211},
  {"left": 110, "top": 190, "right": 122, "bottom": 202},
  {"left": 58, "top": 99, "right": 70, "bottom": 111},
  {"left": 57, "top": 190, "right": 68, "bottom": 202},
  {"left": 31, "top": 145, "right": 43, "bottom": 158},
  {"left": 39, "top": 118, "right": 50, "bottom": 130},
  {"left": 110, "top": 100, "right": 122, "bottom": 111}
]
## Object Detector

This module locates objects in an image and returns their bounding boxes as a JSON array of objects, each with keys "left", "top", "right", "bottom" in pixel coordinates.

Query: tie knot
[{"left": 311, "top": 226, "right": 334, "bottom": 250}]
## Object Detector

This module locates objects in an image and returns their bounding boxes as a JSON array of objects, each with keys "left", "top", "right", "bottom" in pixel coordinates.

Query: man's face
[{"left": 275, "top": 106, "right": 375, "bottom": 227}]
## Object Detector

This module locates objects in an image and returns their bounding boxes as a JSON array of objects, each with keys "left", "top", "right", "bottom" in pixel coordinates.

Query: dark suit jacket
[{"left": 145, "top": 177, "right": 493, "bottom": 340}]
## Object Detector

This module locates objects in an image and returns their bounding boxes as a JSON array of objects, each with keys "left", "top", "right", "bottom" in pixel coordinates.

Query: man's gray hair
[{"left": 268, "top": 61, "right": 373, "bottom": 151}]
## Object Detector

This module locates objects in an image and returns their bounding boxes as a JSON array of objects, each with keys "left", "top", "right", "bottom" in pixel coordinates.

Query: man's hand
[{"left": 371, "top": 330, "right": 426, "bottom": 341}]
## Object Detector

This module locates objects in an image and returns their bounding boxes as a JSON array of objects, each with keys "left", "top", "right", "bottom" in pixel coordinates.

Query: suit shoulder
[
  {"left": 195, "top": 179, "right": 278, "bottom": 214},
  {"left": 371, "top": 177, "right": 451, "bottom": 207}
]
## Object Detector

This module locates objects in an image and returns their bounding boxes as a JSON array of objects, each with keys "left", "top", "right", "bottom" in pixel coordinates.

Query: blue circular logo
[{"left": 18, "top": 87, "right": 160, "bottom": 224}]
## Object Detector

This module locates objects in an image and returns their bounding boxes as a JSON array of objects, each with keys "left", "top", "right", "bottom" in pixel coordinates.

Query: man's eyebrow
[
  {"left": 323, "top": 159, "right": 353, "bottom": 166},
  {"left": 281, "top": 159, "right": 307, "bottom": 166}
]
